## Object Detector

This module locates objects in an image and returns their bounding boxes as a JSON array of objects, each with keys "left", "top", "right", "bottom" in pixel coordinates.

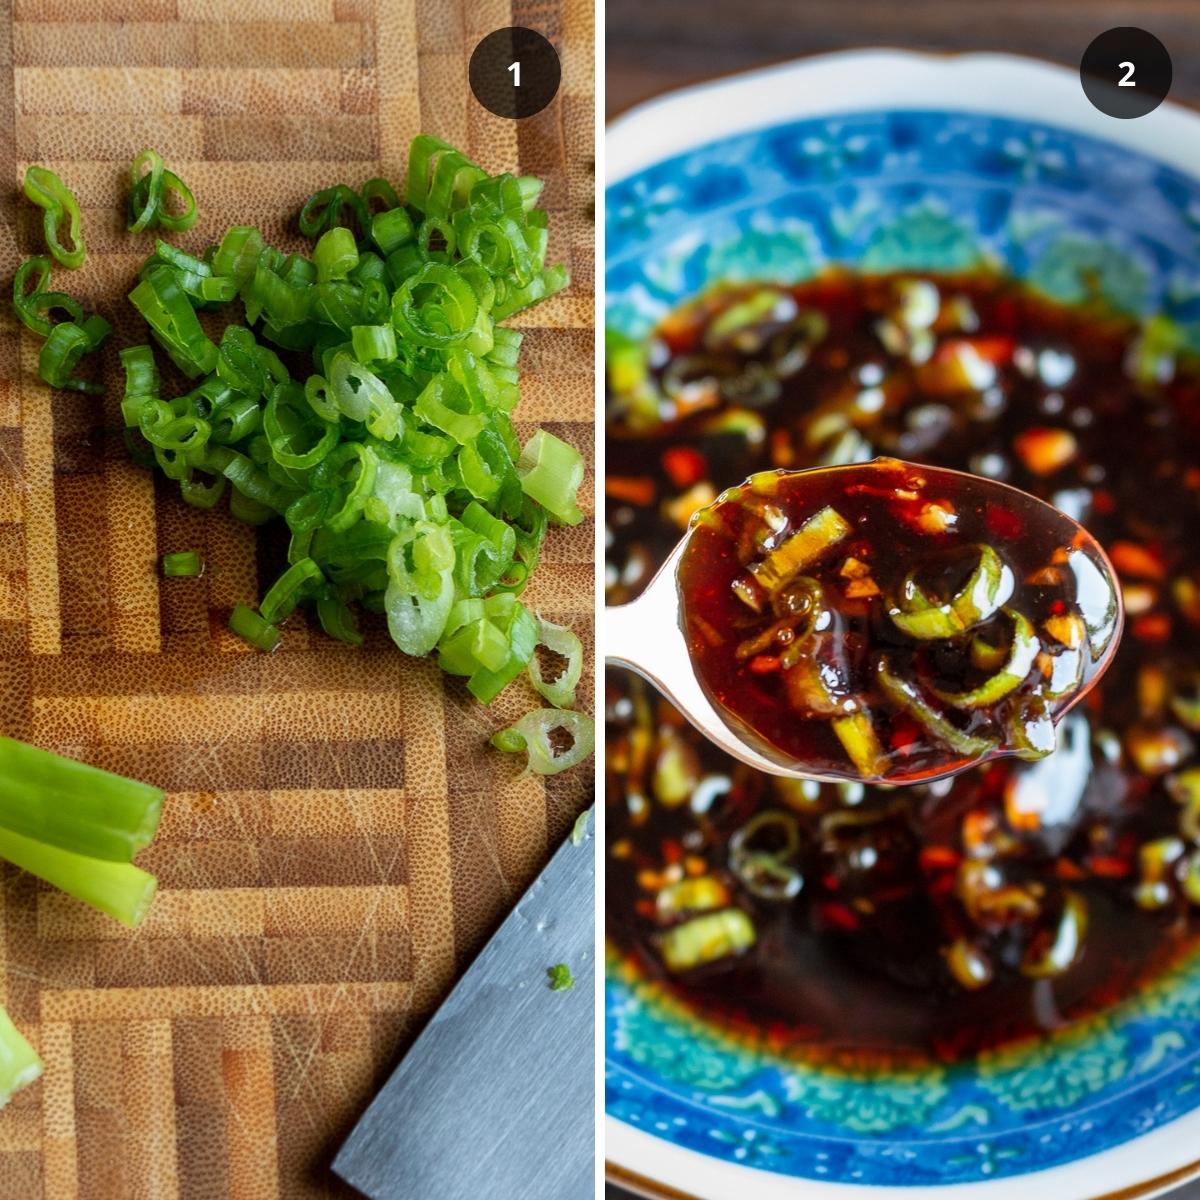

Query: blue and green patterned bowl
[{"left": 605, "top": 51, "right": 1200, "bottom": 1200}]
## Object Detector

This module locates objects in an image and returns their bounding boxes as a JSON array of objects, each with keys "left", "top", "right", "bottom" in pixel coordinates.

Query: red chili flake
[
  {"left": 1091, "top": 489, "right": 1116, "bottom": 516},
  {"left": 821, "top": 902, "right": 860, "bottom": 932},
  {"left": 606, "top": 476, "right": 656, "bottom": 506},
  {"left": 1132, "top": 613, "right": 1172, "bottom": 642},
  {"left": 985, "top": 502, "right": 1024, "bottom": 541},
  {"left": 635, "top": 899, "right": 657, "bottom": 918},
  {"left": 1109, "top": 540, "right": 1166, "bottom": 581},
  {"left": 934, "top": 335, "right": 1016, "bottom": 365},
  {"left": 1055, "top": 858, "right": 1087, "bottom": 880},
  {"left": 1087, "top": 855, "right": 1133, "bottom": 878},
  {"left": 920, "top": 846, "right": 961, "bottom": 871},
  {"left": 748, "top": 655, "right": 781, "bottom": 674},
  {"left": 662, "top": 446, "right": 707, "bottom": 490},
  {"left": 770, "top": 429, "right": 796, "bottom": 468},
  {"left": 661, "top": 840, "right": 684, "bottom": 865},
  {"left": 889, "top": 718, "right": 922, "bottom": 753}
]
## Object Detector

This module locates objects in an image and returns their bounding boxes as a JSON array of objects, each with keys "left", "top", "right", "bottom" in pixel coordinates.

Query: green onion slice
[
  {"left": 875, "top": 657, "right": 999, "bottom": 760},
  {"left": 23, "top": 166, "right": 85, "bottom": 268},
  {"left": 889, "top": 543, "right": 1014, "bottom": 640},
  {"left": 490, "top": 708, "right": 596, "bottom": 775}
]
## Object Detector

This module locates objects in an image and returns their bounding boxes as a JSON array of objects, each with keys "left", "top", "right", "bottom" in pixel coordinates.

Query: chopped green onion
[
  {"left": 314, "top": 226, "right": 359, "bottom": 282},
  {"left": 114, "top": 135, "right": 583, "bottom": 734},
  {"left": 875, "top": 657, "right": 999, "bottom": 760},
  {"left": 39, "top": 315, "right": 111, "bottom": 394},
  {"left": 229, "top": 602, "right": 281, "bottom": 652},
  {"left": 889, "top": 543, "right": 1014, "bottom": 640},
  {"left": 490, "top": 708, "right": 595, "bottom": 775},
  {"left": 517, "top": 430, "right": 585, "bottom": 526},
  {"left": 528, "top": 617, "right": 584, "bottom": 708},
  {"left": 161, "top": 551, "right": 203, "bottom": 578},
  {"left": 932, "top": 609, "right": 1040, "bottom": 708},
  {"left": 660, "top": 909, "right": 756, "bottom": 973},
  {"left": 23, "top": 166, "right": 85, "bottom": 268},
  {"left": 832, "top": 712, "right": 888, "bottom": 779},
  {"left": 13, "top": 256, "right": 83, "bottom": 336},
  {"left": 546, "top": 963, "right": 575, "bottom": 992},
  {"left": 571, "top": 808, "right": 591, "bottom": 845},
  {"left": 748, "top": 504, "right": 850, "bottom": 594},
  {"left": 0, "top": 1007, "right": 42, "bottom": 1106},
  {"left": 127, "top": 148, "right": 198, "bottom": 233}
]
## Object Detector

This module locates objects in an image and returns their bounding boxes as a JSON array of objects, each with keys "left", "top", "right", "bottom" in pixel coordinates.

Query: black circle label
[
  {"left": 1080, "top": 27, "right": 1172, "bottom": 119},
  {"left": 469, "top": 27, "right": 561, "bottom": 120}
]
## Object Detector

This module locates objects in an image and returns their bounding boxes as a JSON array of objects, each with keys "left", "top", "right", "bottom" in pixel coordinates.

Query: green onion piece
[
  {"left": 39, "top": 316, "right": 111, "bottom": 394},
  {"left": 13, "top": 256, "right": 83, "bottom": 336},
  {"left": 23, "top": 165, "right": 85, "bottom": 268},
  {"left": 659, "top": 909, "right": 756, "bottom": 973},
  {"left": 489, "top": 708, "right": 595, "bottom": 775},
  {"left": 571, "top": 808, "right": 591, "bottom": 845},
  {"left": 516, "top": 430, "right": 585, "bottom": 526},
  {"left": 528, "top": 616, "right": 584, "bottom": 709},
  {"left": 127, "top": 150, "right": 197, "bottom": 233},
  {"left": 155, "top": 168, "right": 198, "bottom": 232},
  {"left": 748, "top": 505, "right": 850, "bottom": 594},
  {"left": 299, "top": 184, "right": 370, "bottom": 243},
  {"left": 832, "top": 712, "right": 889, "bottom": 779},
  {"left": 371, "top": 206, "right": 415, "bottom": 254},
  {"left": 875, "top": 657, "right": 999, "bottom": 760},
  {"left": 889, "top": 544, "right": 1014, "bottom": 640},
  {"left": 351, "top": 323, "right": 397, "bottom": 363},
  {"left": 0, "top": 825, "right": 156, "bottom": 928},
  {"left": 0, "top": 737, "right": 163, "bottom": 862},
  {"left": 212, "top": 226, "right": 264, "bottom": 282},
  {"left": 316, "top": 586, "right": 364, "bottom": 645},
  {"left": 260, "top": 558, "right": 323, "bottom": 624},
  {"left": 361, "top": 177, "right": 401, "bottom": 212},
  {"left": 932, "top": 609, "right": 1040, "bottom": 709},
  {"left": 127, "top": 148, "right": 164, "bottom": 232},
  {"left": 546, "top": 963, "right": 575, "bottom": 992},
  {"left": 229, "top": 602, "right": 281, "bottom": 652},
  {"left": 0, "top": 1007, "right": 42, "bottom": 1106},
  {"left": 129, "top": 265, "right": 218, "bottom": 378},
  {"left": 729, "top": 810, "right": 802, "bottom": 900},
  {"left": 314, "top": 226, "right": 359, "bottom": 282},
  {"left": 161, "top": 551, "right": 203, "bottom": 578}
]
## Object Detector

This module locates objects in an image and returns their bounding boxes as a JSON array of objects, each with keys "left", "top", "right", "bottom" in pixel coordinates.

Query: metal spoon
[{"left": 606, "top": 459, "right": 1124, "bottom": 784}]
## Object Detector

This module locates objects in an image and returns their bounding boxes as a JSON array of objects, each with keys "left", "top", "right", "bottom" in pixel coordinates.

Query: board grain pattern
[{"left": 0, "top": 1, "right": 595, "bottom": 1196}]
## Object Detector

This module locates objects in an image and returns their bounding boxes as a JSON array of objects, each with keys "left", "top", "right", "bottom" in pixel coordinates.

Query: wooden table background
[
  {"left": 605, "top": 2, "right": 1196, "bottom": 1197},
  {"left": 0, "top": 1, "right": 594, "bottom": 1196},
  {"left": 607, "top": 0, "right": 1200, "bottom": 117}
]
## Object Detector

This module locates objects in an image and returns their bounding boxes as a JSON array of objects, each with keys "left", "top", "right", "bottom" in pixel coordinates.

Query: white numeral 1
[{"left": 508, "top": 61, "right": 521, "bottom": 87}]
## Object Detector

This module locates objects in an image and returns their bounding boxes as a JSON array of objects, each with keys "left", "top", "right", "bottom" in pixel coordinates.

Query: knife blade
[{"left": 333, "top": 819, "right": 595, "bottom": 1200}]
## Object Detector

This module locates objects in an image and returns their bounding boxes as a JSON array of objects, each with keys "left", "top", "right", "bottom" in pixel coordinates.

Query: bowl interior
[{"left": 606, "top": 106, "right": 1200, "bottom": 1190}]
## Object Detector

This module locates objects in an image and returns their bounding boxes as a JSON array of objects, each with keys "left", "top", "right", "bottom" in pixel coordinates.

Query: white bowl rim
[{"left": 604, "top": 46, "right": 1200, "bottom": 1200}]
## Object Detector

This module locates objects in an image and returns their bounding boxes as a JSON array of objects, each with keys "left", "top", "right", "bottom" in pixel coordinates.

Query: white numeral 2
[{"left": 1118, "top": 61, "right": 1136, "bottom": 87}]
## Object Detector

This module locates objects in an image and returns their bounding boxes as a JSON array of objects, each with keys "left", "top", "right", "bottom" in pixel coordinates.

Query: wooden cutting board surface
[{"left": 0, "top": 1, "right": 595, "bottom": 1195}]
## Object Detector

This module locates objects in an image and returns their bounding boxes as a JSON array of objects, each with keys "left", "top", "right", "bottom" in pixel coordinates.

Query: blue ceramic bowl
[{"left": 605, "top": 52, "right": 1200, "bottom": 1200}]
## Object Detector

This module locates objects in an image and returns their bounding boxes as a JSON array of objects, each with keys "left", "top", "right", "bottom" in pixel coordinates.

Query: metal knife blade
[{"left": 333, "top": 821, "right": 595, "bottom": 1200}]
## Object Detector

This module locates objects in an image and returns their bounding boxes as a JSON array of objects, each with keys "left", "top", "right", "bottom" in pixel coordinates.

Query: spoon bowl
[{"left": 606, "top": 459, "right": 1124, "bottom": 784}]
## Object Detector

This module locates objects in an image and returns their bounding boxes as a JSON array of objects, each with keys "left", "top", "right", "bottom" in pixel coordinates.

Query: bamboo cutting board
[{"left": 0, "top": 1, "right": 595, "bottom": 1195}]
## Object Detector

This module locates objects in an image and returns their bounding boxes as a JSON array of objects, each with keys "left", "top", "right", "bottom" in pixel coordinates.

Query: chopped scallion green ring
[
  {"left": 229, "top": 602, "right": 281, "bottom": 652},
  {"left": 161, "top": 551, "right": 203, "bottom": 578}
]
